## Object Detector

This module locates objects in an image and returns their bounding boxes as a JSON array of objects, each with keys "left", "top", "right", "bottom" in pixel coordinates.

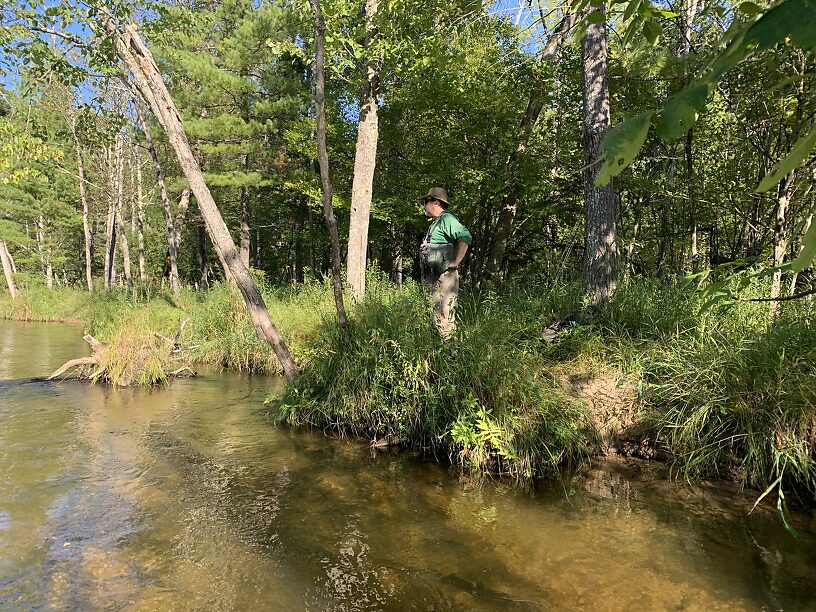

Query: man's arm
[{"left": 448, "top": 240, "right": 469, "bottom": 270}]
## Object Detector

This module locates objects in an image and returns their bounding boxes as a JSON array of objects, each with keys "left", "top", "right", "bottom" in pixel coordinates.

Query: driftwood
[
  {"left": 47, "top": 335, "right": 103, "bottom": 380},
  {"left": 47, "top": 321, "right": 197, "bottom": 386}
]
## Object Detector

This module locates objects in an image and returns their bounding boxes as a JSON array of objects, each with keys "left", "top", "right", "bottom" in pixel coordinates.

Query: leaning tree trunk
[
  {"left": 0, "top": 241, "right": 17, "bottom": 299},
  {"left": 346, "top": 0, "right": 379, "bottom": 302},
  {"left": 311, "top": 0, "right": 349, "bottom": 330},
  {"left": 105, "top": 18, "right": 298, "bottom": 381},
  {"left": 133, "top": 102, "right": 180, "bottom": 294},
  {"left": 582, "top": 8, "right": 618, "bottom": 307}
]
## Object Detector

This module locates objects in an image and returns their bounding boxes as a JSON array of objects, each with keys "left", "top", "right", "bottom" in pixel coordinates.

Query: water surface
[{"left": 1, "top": 320, "right": 814, "bottom": 610}]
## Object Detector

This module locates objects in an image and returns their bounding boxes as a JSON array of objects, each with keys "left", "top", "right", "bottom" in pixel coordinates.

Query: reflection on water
[{"left": 1, "top": 320, "right": 815, "bottom": 610}]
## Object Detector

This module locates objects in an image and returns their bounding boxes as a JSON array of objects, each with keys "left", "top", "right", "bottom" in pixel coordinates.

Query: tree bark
[
  {"left": 115, "top": 136, "right": 133, "bottom": 289},
  {"left": 240, "top": 90, "right": 251, "bottom": 268},
  {"left": 582, "top": 8, "right": 617, "bottom": 306},
  {"left": 346, "top": 0, "right": 379, "bottom": 302},
  {"left": 0, "top": 241, "right": 17, "bottom": 299},
  {"left": 311, "top": 0, "right": 349, "bottom": 330},
  {"left": 134, "top": 148, "right": 147, "bottom": 283},
  {"left": 198, "top": 224, "right": 210, "bottom": 290},
  {"left": 72, "top": 125, "right": 94, "bottom": 291},
  {"left": 769, "top": 173, "right": 795, "bottom": 319},
  {"left": 104, "top": 201, "right": 117, "bottom": 289},
  {"left": 134, "top": 101, "right": 180, "bottom": 294},
  {"left": 36, "top": 215, "right": 53, "bottom": 288},
  {"left": 106, "top": 18, "right": 298, "bottom": 381}
]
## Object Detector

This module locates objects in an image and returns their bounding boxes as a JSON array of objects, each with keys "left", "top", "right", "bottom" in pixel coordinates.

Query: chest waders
[{"left": 419, "top": 214, "right": 455, "bottom": 277}]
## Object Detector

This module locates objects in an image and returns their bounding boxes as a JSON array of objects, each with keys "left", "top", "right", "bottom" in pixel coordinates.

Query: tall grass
[
  {"left": 277, "top": 278, "right": 594, "bottom": 477},
  {"left": 597, "top": 278, "right": 816, "bottom": 509}
]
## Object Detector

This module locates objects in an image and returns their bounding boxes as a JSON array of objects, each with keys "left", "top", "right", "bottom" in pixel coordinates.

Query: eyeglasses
[{"left": 424, "top": 198, "right": 438, "bottom": 204}]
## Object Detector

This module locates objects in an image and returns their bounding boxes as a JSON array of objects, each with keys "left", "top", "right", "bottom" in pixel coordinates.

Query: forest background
[{"left": 0, "top": 0, "right": 815, "bottom": 519}]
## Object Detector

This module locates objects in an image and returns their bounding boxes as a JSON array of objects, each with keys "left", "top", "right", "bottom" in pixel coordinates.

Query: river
[{"left": 1, "top": 320, "right": 814, "bottom": 610}]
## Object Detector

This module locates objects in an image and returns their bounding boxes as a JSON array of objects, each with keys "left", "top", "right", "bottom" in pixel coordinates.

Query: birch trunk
[
  {"left": 115, "top": 137, "right": 133, "bottom": 288},
  {"left": 0, "top": 241, "right": 17, "bottom": 299},
  {"left": 72, "top": 127, "right": 94, "bottom": 291},
  {"left": 311, "top": 0, "right": 349, "bottom": 329},
  {"left": 135, "top": 159, "right": 147, "bottom": 283},
  {"left": 106, "top": 19, "right": 298, "bottom": 380},
  {"left": 346, "top": 0, "right": 379, "bottom": 302},
  {"left": 36, "top": 216, "right": 53, "bottom": 288},
  {"left": 104, "top": 203, "right": 116, "bottom": 289},
  {"left": 582, "top": 8, "right": 617, "bottom": 306}
]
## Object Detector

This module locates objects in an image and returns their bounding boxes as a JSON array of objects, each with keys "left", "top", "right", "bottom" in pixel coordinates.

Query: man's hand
[{"left": 448, "top": 241, "right": 469, "bottom": 271}]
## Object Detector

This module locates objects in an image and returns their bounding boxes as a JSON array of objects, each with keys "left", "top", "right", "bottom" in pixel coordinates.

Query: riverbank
[{"left": 2, "top": 277, "right": 814, "bottom": 511}]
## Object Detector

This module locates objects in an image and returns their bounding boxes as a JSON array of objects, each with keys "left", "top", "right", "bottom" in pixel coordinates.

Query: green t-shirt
[{"left": 426, "top": 211, "right": 472, "bottom": 245}]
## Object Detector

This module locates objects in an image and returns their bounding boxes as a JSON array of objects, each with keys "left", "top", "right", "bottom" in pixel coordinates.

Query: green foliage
[{"left": 276, "top": 278, "right": 593, "bottom": 477}]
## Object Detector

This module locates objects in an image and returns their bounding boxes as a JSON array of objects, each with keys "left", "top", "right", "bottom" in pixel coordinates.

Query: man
[{"left": 419, "top": 187, "right": 472, "bottom": 339}]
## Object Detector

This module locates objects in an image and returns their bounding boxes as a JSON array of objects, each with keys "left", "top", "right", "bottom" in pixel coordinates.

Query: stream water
[{"left": 1, "top": 320, "right": 815, "bottom": 610}]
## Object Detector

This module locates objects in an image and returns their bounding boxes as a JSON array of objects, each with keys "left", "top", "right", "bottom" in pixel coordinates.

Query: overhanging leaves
[
  {"left": 595, "top": 111, "right": 653, "bottom": 186},
  {"left": 757, "top": 124, "right": 816, "bottom": 192},
  {"left": 656, "top": 84, "right": 709, "bottom": 141},
  {"left": 791, "top": 215, "right": 816, "bottom": 272}
]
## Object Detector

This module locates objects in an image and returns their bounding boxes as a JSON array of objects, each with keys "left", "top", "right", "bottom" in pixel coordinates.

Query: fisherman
[{"left": 419, "top": 187, "right": 472, "bottom": 339}]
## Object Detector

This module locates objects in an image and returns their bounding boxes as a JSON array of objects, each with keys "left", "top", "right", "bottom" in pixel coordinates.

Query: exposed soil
[{"left": 557, "top": 372, "right": 666, "bottom": 460}]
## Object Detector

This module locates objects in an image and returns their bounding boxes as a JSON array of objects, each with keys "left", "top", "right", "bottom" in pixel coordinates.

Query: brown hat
[{"left": 420, "top": 186, "right": 449, "bottom": 206}]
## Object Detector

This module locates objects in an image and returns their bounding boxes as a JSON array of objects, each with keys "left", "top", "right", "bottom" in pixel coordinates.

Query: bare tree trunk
[
  {"left": 134, "top": 149, "right": 147, "bottom": 283},
  {"left": 582, "top": 9, "right": 617, "bottom": 306},
  {"left": 107, "top": 19, "right": 298, "bottom": 380},
  {"left": 198, "top": 224, "right": 210, "bottom": 290},
  {"left": 104, "top": 202, "right": 116, "bottom": 289},
  {"left": 311, "top": 0, "right": 349, "bottom": 330},
  {"left": 0, "top": 241, "right": 17, "bottom": 299},
  {"left": 173, "top": 189, "right": 191, "bottom": 251},
  {"left": 134, "top": 102, "right": 180, "bottom": 294},
  {"left": 770, "top": 173, "right": 795, "bottom": 319},
  {"left": 72, "top": 127, "right": 94, "bottom": 291},
  {"left": 346, "top": 0, "right": 379, "bottom": 302},
  {"left": 35, "top": 215, "right": 53, "bottom": 288},
  {"left": 115, "top": 136, "right": 133, "bottom": 289},
  {"left": 239, "top": 91, "right": 251, "bottom": 268}
]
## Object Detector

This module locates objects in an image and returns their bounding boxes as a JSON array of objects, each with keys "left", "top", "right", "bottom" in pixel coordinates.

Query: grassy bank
[{"left": 2, "top": 277, "right": 814, "bottom": 506}]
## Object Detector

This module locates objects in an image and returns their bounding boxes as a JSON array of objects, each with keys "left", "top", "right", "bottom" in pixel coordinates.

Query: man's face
[{"left": 423, "top": 198, "right": 442, "bottom": 218}]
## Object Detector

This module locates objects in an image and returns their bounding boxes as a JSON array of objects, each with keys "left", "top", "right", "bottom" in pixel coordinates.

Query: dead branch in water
[{"left": 47, "top": 322, "right": 197, "bottom": 386}]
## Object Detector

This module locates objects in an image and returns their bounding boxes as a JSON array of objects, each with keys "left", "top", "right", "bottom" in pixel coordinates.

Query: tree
[
  {"left": 310, "top": 0, "right": 349, "bottom": 330},
  {"left": 582, "top": 7, "right": 617, "bottom": 305}
]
